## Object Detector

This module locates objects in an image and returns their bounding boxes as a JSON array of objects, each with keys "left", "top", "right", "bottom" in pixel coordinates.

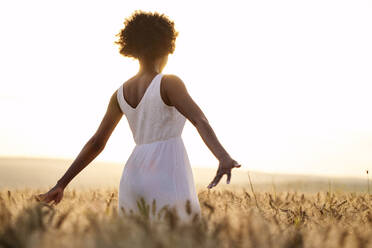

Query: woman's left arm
[{"left": 37, "top": 90, "right": 123, "bottom": 205}]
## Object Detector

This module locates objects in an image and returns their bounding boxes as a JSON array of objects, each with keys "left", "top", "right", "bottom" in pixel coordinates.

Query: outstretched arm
[
  {"left": 163, "top": 75, "right": 241, "bottom": 189},
  {"left": 56, "top": 90, "right": 123, "bottom": 188},
  {"left": 37, "top": 90, "right": 123, "bottom": 204}
]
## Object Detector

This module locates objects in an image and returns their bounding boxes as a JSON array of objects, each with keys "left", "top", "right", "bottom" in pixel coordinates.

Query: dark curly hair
[{"left": 115, "top": 10, "right": 178, "bottom": 60}]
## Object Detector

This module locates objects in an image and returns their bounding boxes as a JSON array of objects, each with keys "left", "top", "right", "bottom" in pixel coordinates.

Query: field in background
[{"left": 0, "top": 157, "right": 369, "bottom": 192}]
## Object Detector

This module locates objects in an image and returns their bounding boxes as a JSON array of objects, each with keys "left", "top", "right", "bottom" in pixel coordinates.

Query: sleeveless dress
[{"left": 116, "top": 73, "right": 201, "bottom": 222}]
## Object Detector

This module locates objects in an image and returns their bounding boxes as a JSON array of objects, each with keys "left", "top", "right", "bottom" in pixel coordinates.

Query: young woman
[{"left": 37, "top": 11, "right": 241, "bottom": 221}]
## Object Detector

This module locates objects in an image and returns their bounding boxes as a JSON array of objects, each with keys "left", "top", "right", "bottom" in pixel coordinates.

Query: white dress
[{"left": 116, "top": 73, "right": 201, "bottom": 222}]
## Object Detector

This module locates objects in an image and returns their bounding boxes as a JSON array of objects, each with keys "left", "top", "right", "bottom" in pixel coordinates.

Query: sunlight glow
[{"left": 0, "top": 0, "right": 371, "bottom": 177}]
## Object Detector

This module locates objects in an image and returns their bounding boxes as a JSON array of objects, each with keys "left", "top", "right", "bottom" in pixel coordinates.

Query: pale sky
[{"left": 0, "top": 0, "right": 371, "bottom": 177}]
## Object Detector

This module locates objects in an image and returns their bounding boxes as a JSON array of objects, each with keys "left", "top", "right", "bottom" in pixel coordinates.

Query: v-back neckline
[{"left": 122, "top": 73, "right": 160, "bottom": 110}]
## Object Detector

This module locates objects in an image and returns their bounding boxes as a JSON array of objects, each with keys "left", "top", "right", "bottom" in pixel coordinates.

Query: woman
[{"left": 37, "top": 10, "right": 241, "bottom": 221}]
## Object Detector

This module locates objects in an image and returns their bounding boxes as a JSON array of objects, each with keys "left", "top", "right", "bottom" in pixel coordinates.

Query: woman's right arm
[
  {"left": 163, "top": 75, "right": 241, "bottom": 189},
  {"left": 36, "top": 90, "right": 123, "bottom": 204}
]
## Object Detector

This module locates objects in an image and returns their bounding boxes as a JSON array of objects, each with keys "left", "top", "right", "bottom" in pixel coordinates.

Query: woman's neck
[{"left": 138, "top": 59, "right": 160, "bottom": 74}]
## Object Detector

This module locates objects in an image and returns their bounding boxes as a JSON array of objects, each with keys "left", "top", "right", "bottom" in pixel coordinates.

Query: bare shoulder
[
  {"left": 162, "top": 74, "right": 188, "bottom": 93},
  {"left": 110, "top": 89, "right": 122, "bottom": 112},
  {"left": 161, "top": 74, "right": 204, "bottom": 125},
  {"left": 121, "top": 75, "right": 137, "bottom": 88},
  {"left": 161, "top": 74, "right": 196, "bottom": 110}
]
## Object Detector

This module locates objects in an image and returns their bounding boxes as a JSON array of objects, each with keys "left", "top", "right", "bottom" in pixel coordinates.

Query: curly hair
[{"left": 115, "top": 10, "right": 178, "bottom": 60}]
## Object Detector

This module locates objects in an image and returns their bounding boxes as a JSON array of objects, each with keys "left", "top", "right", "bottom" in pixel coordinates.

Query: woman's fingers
[
  {"left": 226, "top": 171, "right": 231, "bottom": 184},
  {"left": 207, "top": 167, "right": 221, "bottom": 188},
  {"left": 213, "top": 173, "right": 224, "bottom": 187},
  {"left": 36, "top": 194, "right": 43, "bottom": 200},
  {"left": 207, "top": 174, "right": 219, "bottom": 189},
  {"left": 232, "top": 160, "right": 241, "bottom": 168},
  {"left": 207, "top": 176, "right": 217, "bottom": 189},
  {"left": 207, "top": 171, "right": 225, "bottom": 189},
  {"left": 207, "top": 160, "right": 241, "bottom": 189},
  {"left": 36, "top": 186, "right": 65, "bottom": 205},
  {"left": 37, "top": 193, "right": 47, "bottom": 202},
  {"left": 37, "top": 192, "right": 55, "bottom": 204},
  {"left": 43, "top": 194, "right": 53, "bottom": 203},
  {"left": 55, "top": 192, "right": 63, "bottom": 204}
]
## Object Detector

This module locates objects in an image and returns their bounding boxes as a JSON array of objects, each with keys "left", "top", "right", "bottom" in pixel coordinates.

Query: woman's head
[{"left": 115, "top": 10, "right": 178, "bottom": 64}]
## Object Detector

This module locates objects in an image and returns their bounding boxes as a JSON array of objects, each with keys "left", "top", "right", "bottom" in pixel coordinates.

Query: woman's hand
[
  {"left": 207, "top": 156, "right": 241, "bottom": 189},
  {"left": 35, "top": 183, "right": 65, "bottom": 205}
]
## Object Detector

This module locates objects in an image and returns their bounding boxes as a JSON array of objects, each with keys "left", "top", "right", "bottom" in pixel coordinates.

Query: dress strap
[{"left": 116, "top": 84, "right": 126, "bottom": 114}]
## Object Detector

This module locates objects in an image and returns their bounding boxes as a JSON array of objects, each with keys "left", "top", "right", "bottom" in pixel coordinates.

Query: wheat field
[{"left": 1, "top": 187, "right": 372, "bottom": 248}]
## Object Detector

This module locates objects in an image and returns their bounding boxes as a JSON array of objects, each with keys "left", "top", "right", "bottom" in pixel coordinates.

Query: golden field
[
  {"left": 1, "top": 157, "right": 372, "bottom": 247},
  {"left": 1, "top": 187, "right": 372, "bottom": 248}
]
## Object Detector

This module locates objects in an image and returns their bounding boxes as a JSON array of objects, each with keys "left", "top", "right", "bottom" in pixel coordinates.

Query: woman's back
[{"left": 117, "top": 73, "right": 186, "bottom": 145}]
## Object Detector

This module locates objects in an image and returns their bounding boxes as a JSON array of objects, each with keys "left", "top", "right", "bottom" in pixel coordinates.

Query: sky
[{"left": 0, "top": 0, "right": 371, "bottom": 177}]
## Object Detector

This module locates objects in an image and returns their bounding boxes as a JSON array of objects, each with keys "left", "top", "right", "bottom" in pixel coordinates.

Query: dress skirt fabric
[{"left": 118, "top": 136, "right": 201, "bottom": 221}]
